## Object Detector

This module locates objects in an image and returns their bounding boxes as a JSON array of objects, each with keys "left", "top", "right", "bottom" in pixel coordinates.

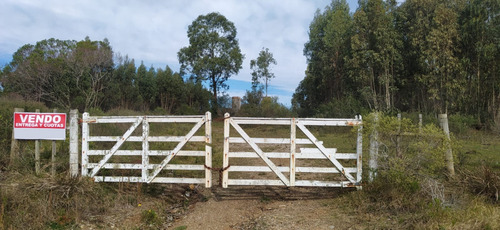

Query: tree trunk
[{"left": 211, "top": 75, "right": 218, "bottom": 115}]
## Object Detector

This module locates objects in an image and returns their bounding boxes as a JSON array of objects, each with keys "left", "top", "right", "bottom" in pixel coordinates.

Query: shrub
[
  {"left": 141, "top": 209, "right": 159, "bottom": 225},
  {"left": 237, "top": 96, "right": 292, "bottom": 117},
  {"left": 448, "top": 114, "right": 480, "bottom": 133},
  {"left": 314, "top": 95, "right": 366, "bottom": 118},
  {"left": 359, "top": 112, "right": 456, "bottom": 219},
  {"left": 459, "top": 165, "right": 500, "bottom": 203}
]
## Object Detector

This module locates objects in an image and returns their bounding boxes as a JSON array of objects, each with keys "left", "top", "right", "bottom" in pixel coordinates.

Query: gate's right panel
[{"left": 222, "top": 114, "right": 362, "bottom": 189}]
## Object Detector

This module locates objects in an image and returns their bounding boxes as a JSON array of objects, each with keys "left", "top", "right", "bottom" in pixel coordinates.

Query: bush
[
  {"left": 359, "top": 113, "right": 457, "bottom": 216},
  {"left": 448, "top": 114, "right": 480, "bottom": 133},
  {"left": 459, "top": 165, "right": 500, "bottom": 203},
  {"left": 314, "top": 95, "right": 366, "bottom": 118},
  {"left": 237, "top": 96, "right": 292, "bottom": 117},
  {"left": 363, "top": 113, "right": 450, "bottom": 178}
]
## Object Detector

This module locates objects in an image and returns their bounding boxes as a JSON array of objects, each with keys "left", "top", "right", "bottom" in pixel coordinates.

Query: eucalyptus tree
[
  {"left": 293, "top": 0, "right": 353, "bottom": 116},
  {"left": 250, "top": 48, "right": 277, "bottom": 97},
  {"left": 178, "top": 12, "right": 244, "bottom": 114},
  {"left": 69, "top": 37, "right": 114, "bottom": 110},
  {"left": 348, "top": 0, "right": 401, "bottom": 111},
  {"left": 459, "top": 0, "right": 500, "bottom": 123},
  {"left": 105, "top": 55, "right": 139, "bottom": 110},
  {"left": 422, "top": 2, "right": 463, "bottom": 114},
  {"left": 157, "top": 66, "right": 185, "bottom": 114},
  {"left": 136, "top": 63, "right": 158, "bottom": 111},
  {"left": 399, "top": 0, "right": 464, "bottom": 114}
]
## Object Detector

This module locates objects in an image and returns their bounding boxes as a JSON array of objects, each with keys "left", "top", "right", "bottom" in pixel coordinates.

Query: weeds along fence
[
  {"left": 222, "top": 113, "right": 363, "bottom": 189},
  {"left": 366, "top": 112, "right": 455, "bottom": 182},
  {"left": 80, "top": 112, "right": 212, "bottom": 187}
]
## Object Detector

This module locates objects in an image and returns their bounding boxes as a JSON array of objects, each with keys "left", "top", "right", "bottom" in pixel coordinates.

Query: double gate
[{"left": 81, "top": 112, "right": 362, "bottom": 189}]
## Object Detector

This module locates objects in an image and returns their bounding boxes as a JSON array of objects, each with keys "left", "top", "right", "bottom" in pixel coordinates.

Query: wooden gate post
[
  {"left": 10, "top": 108, "right": 24, "bottom": 167},
  {"left": 69, "top": 109, "right": 79, "bottom": 177},
  {"left": 205, "top": 112, "right": 212, "bottom": 188},
  {"left": 356, "top": 115, "right": 363, "bottom": 186},
  {"left": 438, "top": 114, "right": 455, "bottom": 177},
  {"left": 222, "top": 113, "right": 230, "bottom": 188}
]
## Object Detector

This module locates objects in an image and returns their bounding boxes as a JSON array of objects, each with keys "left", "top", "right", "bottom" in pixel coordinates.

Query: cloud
[{"left": 1, "top": 0, "right": 348, "bottom": 102}]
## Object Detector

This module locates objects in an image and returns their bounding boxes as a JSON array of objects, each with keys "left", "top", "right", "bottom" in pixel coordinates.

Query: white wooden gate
[
  {"left": 222, "top": 113, "right": 362, "bottom": 189},
  {"left": 81, "top": 112, "right": 212, "bottom": 187}
]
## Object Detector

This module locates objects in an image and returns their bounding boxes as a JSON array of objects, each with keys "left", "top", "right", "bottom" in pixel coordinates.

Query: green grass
[{"left": 456, "top": 129, "right": 500, "bottom": 169}]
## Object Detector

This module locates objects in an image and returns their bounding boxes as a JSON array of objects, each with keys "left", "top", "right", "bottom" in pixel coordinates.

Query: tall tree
[
  {"left": 348, "top": 0, "right": 401, "bottom": 111},
  {"left": 421, "top": 2, "right": 463, "bottom": 114},
  {"left": 178, "top": 12, "right": 244, "bottom": 114},
  {"left": 250, "top": 48, "right": 277, "bottom": 97},
  {"left": 157, "top": 66, "right": 185, "bottom": 114},
  {"left": 459, "top": 0, "right": 500, "bottom": 124},
  {"left": 293, "top": 0, "right": 353, "bottom": 116},
  {"left": 136, "top": 63, "right": 158, "bottom": 111},
  {"left": 69, "top": 37, "right": 114, "bottom": 110}
]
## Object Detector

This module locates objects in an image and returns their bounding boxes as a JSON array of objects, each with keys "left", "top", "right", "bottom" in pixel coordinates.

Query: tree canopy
[
  {"left": 293, "top": 0, "right": 500, "bottom": 127},
  {"left": 250, "top": 48, "right": 277, "bottom": 97},
  {"left": 1, "top": 38, "right": 211, "bottom": 114},
  {"left": 178, "top": 12, "right": 244, "bottom": 114}
]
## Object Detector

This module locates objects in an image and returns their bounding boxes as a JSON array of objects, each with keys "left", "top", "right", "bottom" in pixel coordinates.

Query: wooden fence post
[
  {"left": 10, "top": 108, "right": 24, "bottom": 167},
  {"left": 69, "top": 109, "right": 79, "bottom": 177},
  {"left": 51, "top": 109, "right": 57, "bottom": 177},
  {"left": 369, "top": 112, "right": 379, "bottom": 182},
  {"left": 438, "top": 114, "right": 455, "bottom": 177},
  {"left": 35, "top": 109, "right": 40, "bottom": 175}
]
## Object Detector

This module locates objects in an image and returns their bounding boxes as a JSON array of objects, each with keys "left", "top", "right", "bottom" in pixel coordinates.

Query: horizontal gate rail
[
  {"left": 223, "top": 113, "right": 362, "bottom": 189},
  {"left": 81, "top": 112, "right": 212, "bottom": 187}
]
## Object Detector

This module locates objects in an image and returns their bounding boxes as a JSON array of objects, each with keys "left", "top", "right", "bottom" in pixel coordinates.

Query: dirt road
[{"left": 170, "top": 186, "right": 361, "bottom": 230}]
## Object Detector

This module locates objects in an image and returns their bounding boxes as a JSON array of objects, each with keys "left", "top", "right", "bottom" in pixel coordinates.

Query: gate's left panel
[{"left": 81, "top": 112, "right": 212, "bottom": 188}]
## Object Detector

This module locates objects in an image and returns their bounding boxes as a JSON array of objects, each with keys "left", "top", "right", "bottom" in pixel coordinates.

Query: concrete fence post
[
  {"left": 438, "top": 114, "right": 455, "bottom": 177},
  {"left": 69, "top": 109, "right": 79, "bottom": 177},
  {"left": 369, "top": 112, "right": 379, "bottom": 182}
]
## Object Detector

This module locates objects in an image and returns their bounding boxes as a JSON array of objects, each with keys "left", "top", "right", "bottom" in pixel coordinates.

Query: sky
[{"left": 0, "top": 0, "right": 362, "bottom": 106}]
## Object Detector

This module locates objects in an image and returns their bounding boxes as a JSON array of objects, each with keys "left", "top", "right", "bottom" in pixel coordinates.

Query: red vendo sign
[
  {"left": 13, "top": 112, "right": 67, "bottom": 140},
  {"left": 14, "top": 113, "right": 66, "bottom": 129}
]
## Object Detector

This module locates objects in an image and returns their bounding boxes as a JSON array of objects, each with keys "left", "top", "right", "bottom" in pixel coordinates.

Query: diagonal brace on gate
[
  {"left": 147, "top": 118, "right": 206, "bottom": 183},
  {"left": 229, "top": 118, "right": 291, "bottom": 186},
  {"left": 90, "top": 117, "right": 144, "bottom": 177},
  {"left": 296, "top": 122, "right": 356, "bottom": 183}
]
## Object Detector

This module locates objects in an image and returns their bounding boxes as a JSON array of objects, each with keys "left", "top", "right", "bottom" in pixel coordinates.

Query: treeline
[
  {"left": 293, "top": 0, "right": 499, "bottom": 126},
  {"left": 0, "top": 37, "right": 211, "bottom": 114}
]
